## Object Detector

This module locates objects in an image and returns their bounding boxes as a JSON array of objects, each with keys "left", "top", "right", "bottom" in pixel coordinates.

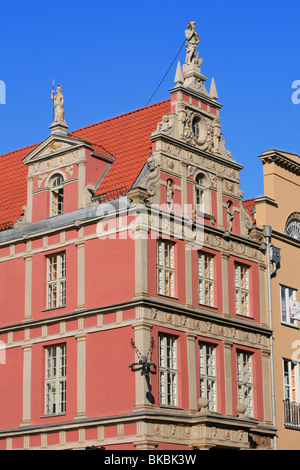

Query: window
[
  {"left": 283, "top": 359, "right": 300, "bottom": 428},
  {"left": 281, "top": 285, "right": 297, "bottom": 325},
  {"left": 195, "top": 174, "right": 205, "bottom": 213},
  {"left": 235, "top": 263, "right": 250, "bottom": 316},
  {"left": 285, "top": 214, "right": 300, "bottom": 240},
  {"left": 199, "top": 342, "right": 217, "bottom": 411},
  {"left": 47, "top": 252, "right": 66, "bottom": 309},
  {"left": 192, "top": 115, "right": 201, "bottom": 140},
  {"left": 159, "top": 334, "right": 177, "bottom": 406},
  {"left": 50, "top": 174, "right": 64, "bottom": 216},
  {"left": 236, "top": 350, "right": 253, "bottom": 417},
  {"left": 45, "top": 344, "right": 66, "bottom": 415},
  {"left": 198, "top": 252, "right": 214, "bottom": 307},
  {"left": 157, "top": 240, "right": 175, "bottom": 297}
]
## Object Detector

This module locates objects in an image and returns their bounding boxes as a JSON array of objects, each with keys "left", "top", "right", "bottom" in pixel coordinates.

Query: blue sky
[{"left": 0, "top": 0, "right": 300, "bottom": 200}]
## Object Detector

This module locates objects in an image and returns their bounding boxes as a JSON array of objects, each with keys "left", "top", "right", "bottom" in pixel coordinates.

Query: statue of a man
[
  {"left": 166, "top": 179, "right": 174, "bottom": 211},
  {"left": 51, "top": 84, "right": 66, "bottom": 123},
  {"left": 185, "top": 22, "right": 200, "bottom": 65},
  {"left": 226, "top": 200, "right": 234, "bottom": 232}
]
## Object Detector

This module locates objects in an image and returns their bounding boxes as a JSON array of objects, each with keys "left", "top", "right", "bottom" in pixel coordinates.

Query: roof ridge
[
  {"left": 70, "top": 99, "right": 170, "bottom": 135},
  {"left": 0, "top": 100, "right": 170, "bottom": 159}
]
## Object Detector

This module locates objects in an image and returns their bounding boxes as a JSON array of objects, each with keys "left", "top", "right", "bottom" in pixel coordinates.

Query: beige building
[{"left": 246, "top": 149, "right": 300, "bottom": 449}]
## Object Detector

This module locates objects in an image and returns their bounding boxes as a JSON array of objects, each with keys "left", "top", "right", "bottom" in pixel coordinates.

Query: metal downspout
[{"left": 264, "top": 225, "right": 277, "bottom": 450}]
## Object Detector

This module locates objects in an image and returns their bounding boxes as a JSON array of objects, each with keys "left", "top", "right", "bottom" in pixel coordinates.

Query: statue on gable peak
[
  {"left": 185, "top": 22, "right": 201, "bottom": 66},
  {"left": 51, "top": 83, "right": 66, "bottom": 124}
]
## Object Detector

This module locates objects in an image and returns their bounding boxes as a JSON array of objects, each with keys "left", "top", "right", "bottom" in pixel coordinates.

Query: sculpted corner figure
[
  {"left": 185, "top": 21, "right": 200, "bottom": 65},
  {"left": 226, "top": 200, "right": 235, "bottom": 232},
  {"left": 51, "top": 84, "right": 66, "bottom": 123}
]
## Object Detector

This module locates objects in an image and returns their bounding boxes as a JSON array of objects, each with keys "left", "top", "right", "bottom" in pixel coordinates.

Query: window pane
[
  {"left": 235, "top": 264, "right": 250, "bottom": 316},
  {"left": 198, "top": 253, "right": 214, "bottom": 307},
  {"left": 199, "top": 343, "right": 217, "bottom": 412},
  {"left": 159, "top": 335, "right": 177, "bottom": 406},
  {"left": 157, "top": 241, "right": 175, "bottom": 297},
  {"left": 45, "top": 345, "right": 66, "bottom": 415},
  {"left": 47, "top": 253, "right": 66, "bottom": 308},
  {"left": 236, "top": 351, "right": 253, "bottom": 417}
]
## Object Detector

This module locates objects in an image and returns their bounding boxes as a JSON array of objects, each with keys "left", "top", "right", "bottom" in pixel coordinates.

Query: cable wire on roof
[{"left": 146, "top": 40, "right": 186, "bottom": 106}]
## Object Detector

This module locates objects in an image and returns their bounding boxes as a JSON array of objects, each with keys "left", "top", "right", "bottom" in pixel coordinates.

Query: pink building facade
[{"left": 0, "top": 24, "right": 276, "bottom": 450}]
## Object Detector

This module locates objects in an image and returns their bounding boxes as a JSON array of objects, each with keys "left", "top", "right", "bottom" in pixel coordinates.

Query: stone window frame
[
  {"left": 194, "top": 171, "right": 211, "bottom": 216},
  {"left": 198, "top": 250, "right": 214, "bottom": 307},
  {"left": 45, "top": 343, "right": 67, "bottom": 416},
  {"left": 236, "top": 349, "right": 253, "bottom": 418},
  {"left": 158, "top": 333, "right": 178, "bottom": 407},
  {"left": 49, "top": 173, "right": 65, "bottom": 217},
  {"left": 46, "top": 251, "right": 66, "bottom": 310},
  {"left": 234, "top": 262, "right": 250, "bottom": 317},
  {"left": 280, "top": 284, "right": 297, "bottom": 326},
  {"left": 199, "top": 341, "right": 217, "bottom": 412},
  {"left": 156, "top": 239, "right": 175, "bottom": 298}
]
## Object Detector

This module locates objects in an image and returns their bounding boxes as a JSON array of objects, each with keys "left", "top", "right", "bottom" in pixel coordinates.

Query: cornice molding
[{"left": 259, "top": 150, "right": 300, "bottom": 175}]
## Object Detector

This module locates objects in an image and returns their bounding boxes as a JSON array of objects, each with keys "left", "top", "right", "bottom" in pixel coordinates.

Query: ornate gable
[
  {"left": 140, "top": 22, "right": 253, "bottom": 238},
  {"left": 23, "top": 134, "right": 88, "bottom": 173}
]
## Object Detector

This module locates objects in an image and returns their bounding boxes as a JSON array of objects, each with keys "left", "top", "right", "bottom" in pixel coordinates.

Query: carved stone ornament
[
  {"left": 183, "top": 109, "right": 193, "bottom": 144},
  {"left": 240, "top": 204, "right": 253, "bottom": 237},
  {"left": 157, "top": 115, "right": 173, "bottom": 134},
  {"left": 14, "top": 205, "right": 28, "bottom": 227},
  {"left": 226, "top": 200, "right": 234, "bottom": 232},
  {"left": 217, "top": 135, "right": 234, "bottom": 161},
  {"left": 188, "top": 165, "right": 197, "bottom": 177},
  {"left": 139, "top": 154, "right": 161, "bottom": 199},
  {"left": 83, "top": 184, "right": 98, "bottom": 208},
  {"left": 285, "top": 212, "right": 300, "bottom": 240}
]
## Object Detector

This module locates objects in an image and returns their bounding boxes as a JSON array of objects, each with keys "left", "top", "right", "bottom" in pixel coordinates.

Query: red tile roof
[
  {"left": 70, "top": 99, "right": 171, "bottom": 196},
  {"left": 242, "top": 198, "right": 256, "bottom": 223},
  {"left": 0, "top": 144, "right": 38, "bottom": 230},
  {"left": 0, "top": 100, "right": 170, "bottom": 229}
]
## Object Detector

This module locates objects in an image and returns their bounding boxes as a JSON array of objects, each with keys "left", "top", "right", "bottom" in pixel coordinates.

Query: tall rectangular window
[
  {"left": 283, "top": 359, "right": 300, "bottom": 428},
  {"left": 159, "top": 334, "right": 177, "bottom": 406},
  {"left": 195, "top": 174, "right": 205, "bottom": 213},
  {"left": 47, "top": 252, "right": 66, "bottom": 309},
  {"left": 236, "top": 350, "right": 253, "bottom": 417},
  {"left": 235, "top": 263, "right": 250, "bottom": 316},
  {"left": 198, "top": 252, "right": 214, "bottom": 307},
  {"left": 50, "top": 174, "right": 64, "bottom": 216},
  {"left": 45, "top": 344, "right": 66, "bottom": 415},
  {"left": 199, "top": 342, "right": 217, "bottom": 411},
  {"left": 281, "top": 286, "right": 297, "bottom": 324},
  {"left": 157, "top": 240, "right": 175, "bottom": 297}
]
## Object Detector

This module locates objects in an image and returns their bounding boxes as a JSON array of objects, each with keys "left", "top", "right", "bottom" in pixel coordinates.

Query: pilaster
[
  {"left": 21, "top": 344, "right": 32, "bottom": 426},
  {"left": 223, "top": 341, "right": 233, "bottom": 415},
  {"left": 186, "top": 333, "right": 198, "bottom": 412},
  {"left": 24, "top": 253, "right": 32, "bottom": 320},
  {"left": 221, "top": 253, "right": 229, "bottom": 316},
  {"left": 75, "top": 230, "right": 85, "bottom": 310},
  {"left": 75, "top": 333, "right": 87, "bottom": 419},
  {"left": 132, "top": 317, "right": 153, "bottom": 410}
]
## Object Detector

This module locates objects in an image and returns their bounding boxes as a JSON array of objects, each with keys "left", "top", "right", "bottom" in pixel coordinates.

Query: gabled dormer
[{"left": 21, "top": 85, "right": 112, "bottom": 225}]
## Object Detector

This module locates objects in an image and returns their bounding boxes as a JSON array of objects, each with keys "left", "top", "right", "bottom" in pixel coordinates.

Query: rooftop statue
[
  {"left": 184, "top": 22, "right": 200, "bottom": 66},
  {"left": 51, "top": 83, "right": 66, "bottom": 124}
]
